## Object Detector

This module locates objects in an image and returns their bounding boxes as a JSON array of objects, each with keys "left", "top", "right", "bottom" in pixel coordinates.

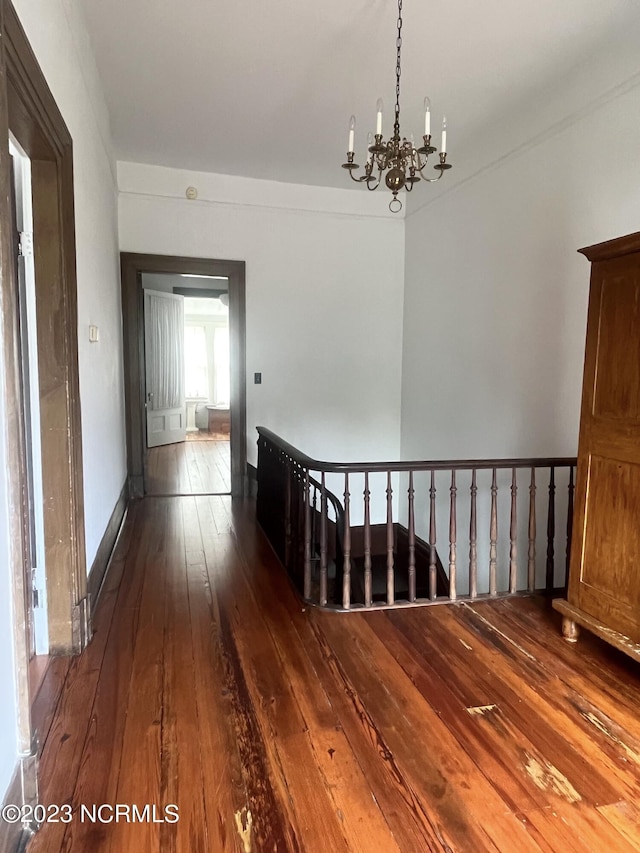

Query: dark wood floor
[
  {"left": 28, "top": 496, "right": 640, "bottom": 852},
  {"left": 146, "top": 438, "right": 230, "bottom": 495}
]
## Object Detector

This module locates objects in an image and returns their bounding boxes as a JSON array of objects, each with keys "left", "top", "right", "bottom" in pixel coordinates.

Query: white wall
[
  {"left": 401, "top": 45, "right": 640, "bottom": 462},
  {"left": 12, "top": 0, "right": 127, "bottom": 568},
  {"left": 118, "top": 164, "right": 406, "bottom": 471}
]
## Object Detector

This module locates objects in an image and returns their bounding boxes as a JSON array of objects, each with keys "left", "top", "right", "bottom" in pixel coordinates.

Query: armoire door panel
[
  {"left": 580, "top": 455, "right": 640, "bottom": 607},
  {"left": 593, "top": 272, "right": 640, "bottom": 419}
]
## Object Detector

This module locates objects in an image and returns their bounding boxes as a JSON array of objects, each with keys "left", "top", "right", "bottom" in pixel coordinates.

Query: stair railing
[{"left": 256, "top": 427, "right": 576, "bottom": 611}]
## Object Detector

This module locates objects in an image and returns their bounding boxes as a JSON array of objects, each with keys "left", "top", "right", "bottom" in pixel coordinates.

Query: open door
[
  {"left": 144, "top": 289, "right": 186, "bottom": 448},
  {"left": 10, "top": 140, "right": 49, "bottom": 656}
]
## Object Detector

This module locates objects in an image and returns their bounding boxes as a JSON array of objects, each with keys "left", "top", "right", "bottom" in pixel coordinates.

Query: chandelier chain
[{"left": 394, "top": 0, "right": 402, "bottom": 139}]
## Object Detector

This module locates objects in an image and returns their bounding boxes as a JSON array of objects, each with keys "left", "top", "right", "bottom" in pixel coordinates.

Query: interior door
[
  {"left": 144, "top": 289, "right": 186, "bottom": 447},
  {"left": 10, "top": 143, "right": 50, "bottom": 655}
]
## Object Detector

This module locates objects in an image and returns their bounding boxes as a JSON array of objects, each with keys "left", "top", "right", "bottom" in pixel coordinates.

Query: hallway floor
[
  {"left": 28, "top": 497, "right": 640, "bottom": 852},
  {"left": 146, "top": 438, "right": 230, "bottom": 495}
]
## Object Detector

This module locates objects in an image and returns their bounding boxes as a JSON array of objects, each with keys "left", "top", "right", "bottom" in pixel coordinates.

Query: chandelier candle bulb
[
  {"left": 441, "top": 116, "right": 447, "bottom": 154},
  {"left": 424, "top": 97, "right": 431, "bottom": 136},
  {"left": 348, "top": 116, "right": 356, "bottom": 153},
  {"left": 376, "top": 99, "right": 383, "bottom": 135}
]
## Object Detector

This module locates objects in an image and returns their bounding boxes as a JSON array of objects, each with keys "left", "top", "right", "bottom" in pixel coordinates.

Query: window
[
  {"left": 184, "top": 324, "right": 208, "bottom": 398},
  {"left": 214, "top": 326, "right": 230, "bottom": 405}
]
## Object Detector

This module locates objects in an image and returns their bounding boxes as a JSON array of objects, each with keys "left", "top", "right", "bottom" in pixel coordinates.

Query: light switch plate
[{"left": 89, "top": 325, "right": 99, "bottom": 343}]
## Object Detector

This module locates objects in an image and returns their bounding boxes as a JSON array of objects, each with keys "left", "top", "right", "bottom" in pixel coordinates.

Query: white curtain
[{"left": 147, "top": 293, "right": 183, "bottom": 410}]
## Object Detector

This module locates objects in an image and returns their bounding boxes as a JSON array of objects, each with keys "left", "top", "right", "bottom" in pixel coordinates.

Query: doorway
[
  {"left": 9, "top": 136, "right": 49, "bottom": 657},
  {"left": 120, "top": 253, "right": 247, "bottom": 497},
  {"left": 142, "top": 274, "right": 232, "bottom": 495},
  {"left": 0, "top": 2, "right": 89, "bottom": 828}
]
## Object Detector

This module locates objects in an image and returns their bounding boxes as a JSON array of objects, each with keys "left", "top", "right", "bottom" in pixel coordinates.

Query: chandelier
[{"left": 341, "top": 0, "right": 452, "bottom": 213}]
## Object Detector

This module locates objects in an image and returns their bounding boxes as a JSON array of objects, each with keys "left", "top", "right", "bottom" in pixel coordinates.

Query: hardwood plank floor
[
  {"left": 28, "top": 496, "right": 640, "bottom": 852},
  {"left": 146, "top": 439, "right": 230, "bottom": 495}
]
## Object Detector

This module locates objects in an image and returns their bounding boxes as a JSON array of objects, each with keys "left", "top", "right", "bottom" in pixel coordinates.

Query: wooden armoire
[{"left": 554, "top": 232, "right": 640, "bottom": 661}]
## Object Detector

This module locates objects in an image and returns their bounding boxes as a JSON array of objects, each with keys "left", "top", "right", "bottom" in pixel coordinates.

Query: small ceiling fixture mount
[{"left": 341, "top": 0, "right": 452, "bottom": 212}]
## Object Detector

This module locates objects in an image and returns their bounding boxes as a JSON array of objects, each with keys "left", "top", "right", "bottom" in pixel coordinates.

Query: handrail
[
  {"left": 256, "top": 426, "right": 575, "bottom": 474},
  {"left": 256, "top": 427, "right": 577, "bottom": 612}
]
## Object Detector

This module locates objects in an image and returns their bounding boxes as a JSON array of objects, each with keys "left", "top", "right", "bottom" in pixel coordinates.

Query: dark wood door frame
[
  {"left": 0, "top": 2, "right": 88, "bottom": 836},
  {"left": 120, "top": 253, "right": 247, "bottom": 497},
  {"left": 0, "top": 1, "right": 88, "bottom": 661}
]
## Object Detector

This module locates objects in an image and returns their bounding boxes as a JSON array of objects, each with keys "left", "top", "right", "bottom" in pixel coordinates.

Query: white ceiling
[{"left": 80, "top": 0, "right": 639, "bottom": 190}]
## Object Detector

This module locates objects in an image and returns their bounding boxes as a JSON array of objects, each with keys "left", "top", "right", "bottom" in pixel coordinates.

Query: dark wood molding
[
  {"left": 0, "top": 0, "right": 32, "bottom": 761},
  {"left": 0, "top": 767, "right": 25, "bottom": 853},
  {"left": 578, "top": 231, "right": 640, "bottom": 263},
  {"left": 0, "top": 753, "right": 37, "bottom": 853},
  {"left": 173, "top": 286, "right": 227, "bottom": 299},
  {"left": 120, "top": 252, "right": 247, "bottom": 497},
  {"left": 87, "top": 480, "right": 129, "bottom": 609},
  {"left": 247, "top": 462, "right": 258, "bottom": 498},
  {"left": 2, "top": 0, "right": 87, "bottom": 655}
]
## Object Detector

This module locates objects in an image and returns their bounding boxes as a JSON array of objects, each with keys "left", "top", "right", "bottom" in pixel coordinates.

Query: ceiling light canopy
[{"left": 342, "top": 0, "right": 452, "bottom": 212}]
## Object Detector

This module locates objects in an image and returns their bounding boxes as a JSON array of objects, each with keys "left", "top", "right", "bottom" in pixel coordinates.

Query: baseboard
[
  {"left": 129, "top": 474, "right": 144, "bottom": 498},
  {"left": 247, "top": 463, "right": 257, "bottom": 498},
  {"left": 0, "top": 752, "right": 38, "bottom": 853},
  {"left": 87, "top": 480, "right": 129, "bottom": 609}
]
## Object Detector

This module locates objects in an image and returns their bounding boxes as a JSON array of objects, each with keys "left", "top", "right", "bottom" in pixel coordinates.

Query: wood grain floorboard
[
  {"left": 27, "top": 496, "right": 640, "bottom": 852},
  {"left": 58, "top": 501, "right": 151, "bottom": 852},
  {"left": 28, "top": 502, "right": 141, "bottom": 853},
  {"left": 146, "top": 440, "right": 230, "bottom": 495}
]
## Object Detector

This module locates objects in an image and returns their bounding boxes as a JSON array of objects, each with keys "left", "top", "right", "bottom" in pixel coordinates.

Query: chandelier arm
[
  {"left": 414, "top": 157, "right": 433, "bottom": 176},
  {"left": 367, "top": 164, "right": 383, "bottom": 190},
  {"left": 420, "top": 170, "right": 445, "bottom": 184},
  {"left": 346, "top": 168, "right": 373, "bottom": 184}
]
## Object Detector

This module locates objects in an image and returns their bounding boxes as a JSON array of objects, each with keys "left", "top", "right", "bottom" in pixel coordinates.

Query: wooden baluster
[
  {"left": 342, "top": 473, "right": 351, "bottom": 609},
  {"left": 408, "top": 471, "right": 416, "bottom": 602},
  {"left": 565, "top": 466, "right": 575, "bottom": 582},
  {"left": 528, "top": 468, "right": 536, "bottom": 592},
  {"left": 320, "top": 473, "right": 328, "bottom": 606},
  {"left": 284, "top": 457, "right": 292, "bottom": 570},
  {"left": 469, "top": 469, "right": 478, "bottom": 599},
  {"left": 311, "top": 484, "right": 318, "bottom": 563},
  {"left": 428, "top": 470, "right": 437, "bottom": 600},
  {"left": 449, "top": 470, "right": 457, "bottom": 601},
  {"left": 509, "top": 468, "right": 517, "bottom": 594},
  {"left": 298, "top": 465, "right": 306, "bottom": 574},
  {"left": 303, "top": 470, "right": 311, "bottom": 600},
  {"left": 489, "top": 468, "right": 498, "bottom": 596},
  {"left": 546, "top": 467, "right": 556, "bottom": 594},
  {"left": 386, "top": 471, "right": 395, "bottom": 605},
  {"left": 363, "top": 472, "right": 372, "bottom": 607}
]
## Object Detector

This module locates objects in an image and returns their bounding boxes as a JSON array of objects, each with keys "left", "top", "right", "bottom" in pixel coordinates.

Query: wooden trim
[
  {"left": 1, "top": 1, "right": 87, "bottom": 656},
  {"left": 0, "top": 0, "right": 32, "bottom": 760},
  {"left": 172, "top": 286, "right": 227, "bottom": 299},
  {"left": 120, "top": 253, "right": 247, "bottom": 497},
  {"left": 0, "top": 753, "right": 38, "bottom": 853},
  {"left": 578, "top": 231, "right": 640, "bottom": 263},
  {"left": 87, "top": 480, "right": 129, "bottom": 608},
  {"left": 0, "top": 766, "right": 26, "bottom": 853},
  {"left": 247, "top": 462, "right": 258, "bottom": 498}
]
